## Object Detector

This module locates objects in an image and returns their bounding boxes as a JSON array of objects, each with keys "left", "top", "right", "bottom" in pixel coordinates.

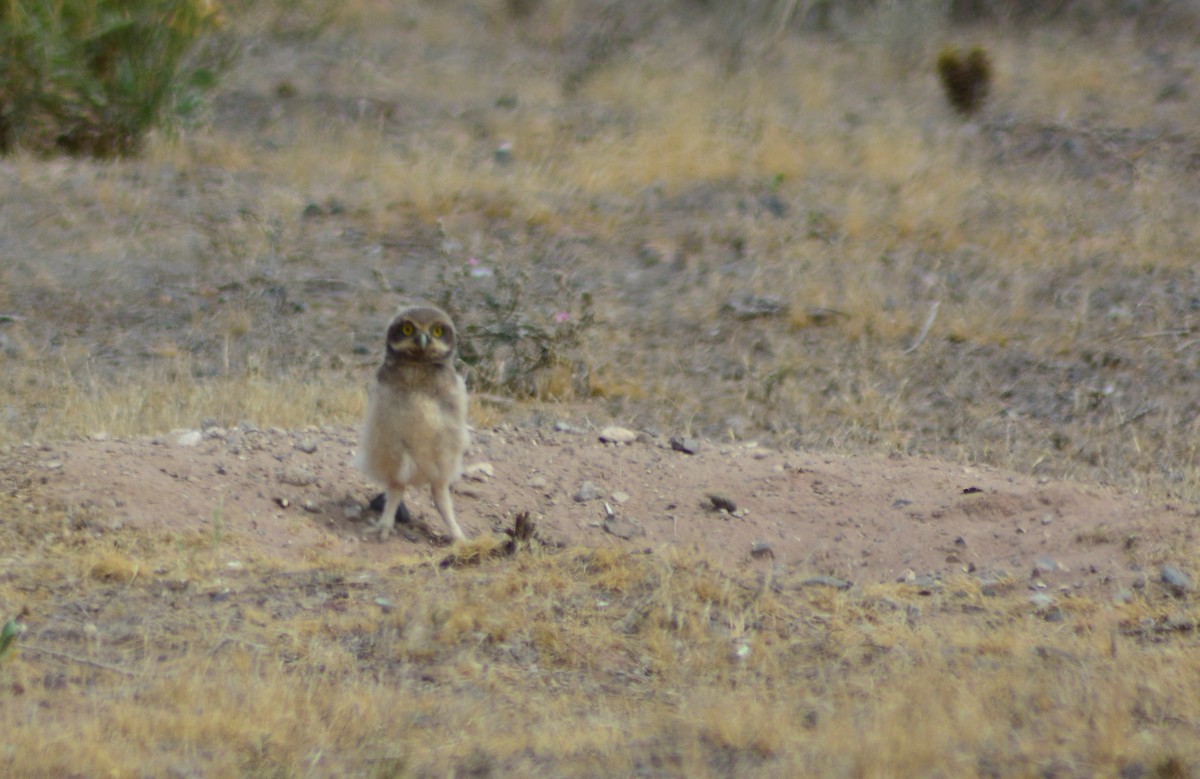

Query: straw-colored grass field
[{"left": 3, "top": 1, "right": 1200, "bottom": 775}]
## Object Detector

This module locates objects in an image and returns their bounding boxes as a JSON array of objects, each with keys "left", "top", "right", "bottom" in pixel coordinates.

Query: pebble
[
  {"left": 574, "top": 481, "right": 602, "bottom": 502},
  {"left": 750, "top": 541, "right": 774, "bottom": 559},
  {"left": 1161, "top": 565, "right": 1194, "bottom": 596},
  {"left": 294, "top": 439, "right": 318, "bottom": 454},
  {"left": 1032, "top": 557, "right": 1060, "bottom": 576},
  {"left": 603, "top": 515, "right": 644, "bottom": 540},
  {"left": 669, "top": 435, "right": 700, "bottom": 454},
  {"left": 611, "top": 491, "right": 630, "bottom": 504},
  {"left": 176, "top": 430, "right": 202, "bottom": 447},
  {"left": 1028, "top": 593, "right": 1056, "bottom": 611},
  {"left": 598, "top": 426, "right": 637, "bottom": 444},
  {"left": 707, "top": 493, "right": 737, "bottom": 513},
  {"left": 526, "top": 475, "right": 548, "bottom": 489}
]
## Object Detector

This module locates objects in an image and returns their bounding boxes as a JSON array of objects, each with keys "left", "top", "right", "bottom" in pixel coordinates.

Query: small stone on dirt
[
  {"left": 526, "top": 475, "right": 548, "bottom": 489},
  {"left": 603, "top": 515, "right": 645, "bottom": 539},
  {"left": 574, "top": 481, "right": 602, "bottom": 502},
  {"left": 611, "top": 491, "right": 630, "bottom": 504},
  {"left": 176, "top": 430, "right": 202, "bottom": 447},
  {"left": 1161, "top": 565, "right": 1194, "bottom": 596},
  {"left": 1029, "top": 593, "right": 1056, "bottom": 611},
  {"left": 294, "top": 439, "right": 318, "bottom": 454},
  {"left": 707, "top": 493, "right": 737, "bottom": 513},
  {"left": 670, "top": 435, "right": 700, "bottom": 454},
  {"left": 750, "top": 541, "right": 774, "bottom": 559},
  {"left": 598, "top": 426, "right": 638, "bottom": 444},
  {"left": 1032, "top": 557, "right": 1060, "bottom": 576}
]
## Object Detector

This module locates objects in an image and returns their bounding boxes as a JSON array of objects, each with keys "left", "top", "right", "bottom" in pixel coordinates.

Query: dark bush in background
[{"left": 0, "top": 0, "right": 227, "bottom": 158}]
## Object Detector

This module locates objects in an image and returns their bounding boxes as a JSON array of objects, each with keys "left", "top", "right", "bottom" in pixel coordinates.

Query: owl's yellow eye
[
  {"left": 401, "top": 322, "right": 414, "bottom": 336},
  {"left": 431, "top": 324, "right": 443, "bottom": 338}
]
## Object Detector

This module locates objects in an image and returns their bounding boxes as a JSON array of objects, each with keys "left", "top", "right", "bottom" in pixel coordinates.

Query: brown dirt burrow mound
[{"left": 13, "top": 424, "right": 1197, "bottom": 598}]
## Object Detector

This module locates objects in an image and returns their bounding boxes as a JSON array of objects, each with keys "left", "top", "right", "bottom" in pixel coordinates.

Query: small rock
[
  {"left": 1029, "top": 593, "right": 1056, "bottom": 611},
  {"left": 1161, "top": 565, "right": 1194, "bottom": 596},
  {"left": 553, "top": 421, "right": 581, "bottom": 434},
  {"left": 1032, "top": 557, "right": 1060, "bottom": 576},
  {"left": 707, "top": 493, "right": 737, "bottom": 513},
  {"left": 374, "top": 597, "right": 394, "bottom": 613},
  {"left": 574, "top": 481, "right": 602, "bottom": 502},
  {"left": 343, "top": 504, "right": 363, "bottom": 521},
  {"left": 669, "top": 435, "right": 700, "bottom": 454},
  {"left": 750, "top": 541, "right": 774, "bottom": 559},
  {"left": 599, "top": 426, "right": 638, "bottom": 444},
  {"left": 611, "top": 491, "right": 630, "bottom": 504},
  {"left": 200, "top": 417, "right": 219, "bottom": 430},
  {"left": 294, "top": 439, "right": 318, "bottom": 454},
  {"left": 526, "top": 475, "right": 548, "bottom": 489},
  {"left": 176, "top": 430, "right": 202, "bottom": 447},
  {"left": 897, "top": 569, "right": 917, "bottom": 583},
  {"left": 302, "top": 500, "right": 321, "bottom": 513},
  {"left": 463, "top": 462, "right": 494, "bottom": 482},
  {"left": 603, "top": 515, "right": 644, "bottom": 540}
]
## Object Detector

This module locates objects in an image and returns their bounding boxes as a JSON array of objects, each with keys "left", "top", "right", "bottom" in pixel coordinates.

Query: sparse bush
[
  {"left": 0, "top": 0, "right": 228, "bottom": 157},
  {"left": 437, "top": 256, "right": 595, "bottom": 400}
]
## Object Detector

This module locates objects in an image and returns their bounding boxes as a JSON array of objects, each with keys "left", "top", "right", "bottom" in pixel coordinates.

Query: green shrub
[
  {"left": 0, "top": 0, "right": 227, "bottom": 158},
  {"left": 437, "top": 256, "right": 596, "bottom": 400}
]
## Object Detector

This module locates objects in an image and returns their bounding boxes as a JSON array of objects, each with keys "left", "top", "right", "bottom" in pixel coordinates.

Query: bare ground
[{"left": 13, "top": 420, "right": 1195, "bottom": 601}]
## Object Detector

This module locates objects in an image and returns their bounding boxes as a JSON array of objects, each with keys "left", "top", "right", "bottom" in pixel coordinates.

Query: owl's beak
[{"left": 416, "top": 332, "right": 429, "bottom": 349}]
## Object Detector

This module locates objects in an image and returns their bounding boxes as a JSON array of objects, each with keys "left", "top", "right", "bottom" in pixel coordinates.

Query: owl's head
[{"left": 384, "top": 306, "right": 457, "bottom": 364}]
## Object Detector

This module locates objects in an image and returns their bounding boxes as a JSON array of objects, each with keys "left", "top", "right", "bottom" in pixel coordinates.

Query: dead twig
[
  {"left": 904, "top": 301, "right": 941, "bottom": 355},
  {"left": 23, "top": 645, "right": 135, "bottom": 676}
]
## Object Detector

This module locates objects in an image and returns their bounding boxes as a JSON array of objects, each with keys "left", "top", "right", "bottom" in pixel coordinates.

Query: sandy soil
[{"left": 12, "top": 422, "right": 1195, "bottom": 600}]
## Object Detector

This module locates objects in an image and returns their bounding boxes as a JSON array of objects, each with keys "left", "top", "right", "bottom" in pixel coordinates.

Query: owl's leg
[
  {"left": 367, "top": 485, "right": 406, "bottom": 541},
  {"left": 431, "top": 483, "right": 466, "bottom": 541}
]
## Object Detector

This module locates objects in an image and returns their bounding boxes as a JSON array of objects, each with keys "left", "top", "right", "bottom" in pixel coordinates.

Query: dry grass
[
  {"left": 2, "top": 490, "right": 1199, "bottom": 777},
  {"left": 4, "top": 1, "right": 1200, "bottom": 773}
]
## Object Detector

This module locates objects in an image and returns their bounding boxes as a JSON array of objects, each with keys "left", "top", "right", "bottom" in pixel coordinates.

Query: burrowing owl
[{"left": 356, "top": 305, "right": 470, "bottom": 541}]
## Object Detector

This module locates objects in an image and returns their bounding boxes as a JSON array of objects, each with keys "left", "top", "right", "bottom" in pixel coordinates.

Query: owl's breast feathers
[{"left": 358, "top": 362, "right": 468, "bottom": 488}]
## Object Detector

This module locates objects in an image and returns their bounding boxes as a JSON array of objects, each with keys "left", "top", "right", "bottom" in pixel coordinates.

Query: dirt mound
[{"left": 13, "top": 423, "right": 1193, "bottom": 600}]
